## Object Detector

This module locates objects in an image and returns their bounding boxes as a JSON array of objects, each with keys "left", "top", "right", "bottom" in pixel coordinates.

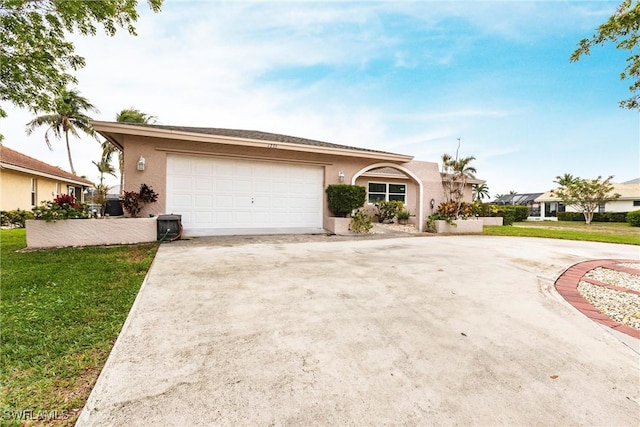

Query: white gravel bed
[
  {"left": 577, "top": 281, "right": 640, "bottom": 330},
  {"left": 618, "top": 263, "right": 640, "bottom": 271},
  {"left": 584, "top": 267, "right": 640, "bottom": 292}
]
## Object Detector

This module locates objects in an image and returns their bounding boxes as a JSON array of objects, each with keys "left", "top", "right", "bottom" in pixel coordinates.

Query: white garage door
[{"left": 166, "top": 154, "right": 324, "bottom": 234}]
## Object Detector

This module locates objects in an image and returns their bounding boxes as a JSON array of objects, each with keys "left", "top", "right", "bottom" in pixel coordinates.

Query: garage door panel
[
  {"left": 168, "top": 176, "right": 192, "bottom": 191},
  {"left": 214, "top": 179, "right": 233, "bottom": 192},
  {"left": 194, "top": 212, "right": 213, "bottom": 224},
  {"left": 234, "top": 179, "right": 252, "bottom": 193},
  {"left": 195, "top": 195, "right": 213, "bottom": 207},
  {"left": 168, "top": 157, "right": 191, "bottom": 174},
  {"left": 215, "top": 195, "right": 234, "bottom": 208},
  {"left": 167, "top": 155, "right": 323, "bottom": 231}
]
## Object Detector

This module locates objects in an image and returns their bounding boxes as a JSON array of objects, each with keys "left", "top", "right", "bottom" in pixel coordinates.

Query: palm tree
[
  {"left": 116, "top": 108, "right": 156, "bottom": 124},
  {"left": 440, "top": 147, "right": 477, "bottom": 218},
  {"left": 472, "top": 183, "right": 490, "bottom": 202},
  {"left": 102, "top": 108, "right": 157, "bottom": 193},
  {"left": 555, "top": 173, "right": 578, "bottom": 187},
  {"left": 93, "top": 141, "right": 117, "bottom": 185},
  {"left": 26, "top": 88, "right": 98, "bottom": 175}
]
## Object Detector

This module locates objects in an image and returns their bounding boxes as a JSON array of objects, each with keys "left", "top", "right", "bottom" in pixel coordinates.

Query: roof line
[{"left": 91, "top": 121, "right": 414, "bottom": 162}]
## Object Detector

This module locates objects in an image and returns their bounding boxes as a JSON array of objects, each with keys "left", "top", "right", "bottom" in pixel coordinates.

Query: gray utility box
[{"left": 157, "top": 214, "right": 182, "bottom": 241}]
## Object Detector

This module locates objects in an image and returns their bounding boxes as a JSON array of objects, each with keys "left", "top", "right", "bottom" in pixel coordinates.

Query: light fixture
[
  {"left": 137, "top": 156, "right": 146, "bottom": 171},
  {"left": 338, "top": 171, "right": 345, "bottom": 183},
  {"left": 430, "top": 198, "right": 436, "bottom": 209}
]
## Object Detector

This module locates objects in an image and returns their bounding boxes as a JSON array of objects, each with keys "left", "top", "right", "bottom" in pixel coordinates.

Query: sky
[{"left": 1, "top": 0, "right": 638, "bottom": 198}]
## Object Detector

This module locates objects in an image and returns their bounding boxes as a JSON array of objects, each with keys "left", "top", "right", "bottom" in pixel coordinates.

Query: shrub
[
  {"left": 326, "top": 184, "right": 366, "bottom": 217},
  {"left": 511, "top": 205, "right": 529, "bottom": 222},
  {"left": 493, "top": 207, "right": 516, "bottom": 226},
  {"left": 557, "top": 212, "right": 583, "bottom": 221},
  {"left": 397, "top": 208, "right": 411, "bottom": 221},
  {"left": 602, "top": 212, "right": 628, "bottom": 222},
  {"left": 349, "top": 209, "right": 373, "bottom": 233},
  {"left": 120, "top": 184, "right": 159, "bottom": 218},
  {"left": 436, "top": 201, "right": 474, "bottom": 220},
  {"left": 558, "top": 211, "right": 630, "bottom": 223},
  {"left": 0, "top": 209, "right": 35, "bottom": 228},
  {"left": 473, "top": 202, "right": 496, "bottom": 217},
  {"left": 375, "top": 200, "right": 404, "bottom": 223},
  {"left": 32, "top": 194, "right": 90, "bottom": 221},
  {"left": 627, "top": 210, "right": 640, "bottom": 227}
]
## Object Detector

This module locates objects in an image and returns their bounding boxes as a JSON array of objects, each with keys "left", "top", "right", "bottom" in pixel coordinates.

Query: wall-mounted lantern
[
  {"left": 137, "top": 156, "right": 146, "bottom": 171},
  {"left": 338, "top": 171, "right": 345, "bottom": 183}
]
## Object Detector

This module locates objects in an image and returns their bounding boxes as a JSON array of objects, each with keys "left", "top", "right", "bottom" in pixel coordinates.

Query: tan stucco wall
[
  {"left": 119, "top": 135, "right": 466, "bottom": 230},
  {"left": 0, "top": 169, "right": 77, "bottom": 211}
]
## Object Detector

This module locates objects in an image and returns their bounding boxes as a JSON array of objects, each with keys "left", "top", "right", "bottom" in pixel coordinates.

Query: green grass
[
  {"left": 0, "top": 229, "right": 158, "bottom": 426},
  {"left": 483, "top": 220, "right": 640, "bottom": 245}
]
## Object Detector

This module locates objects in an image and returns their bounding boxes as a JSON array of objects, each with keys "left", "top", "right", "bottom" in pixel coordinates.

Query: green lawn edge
[
  {"left": 0, "top": 229, "right": 159, "bottom": 426},
  {"left": 483, "top": 224, "right": 640, "bottom": 245}
]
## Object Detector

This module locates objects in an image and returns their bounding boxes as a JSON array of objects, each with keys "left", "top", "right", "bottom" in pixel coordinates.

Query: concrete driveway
[{"left": 77, "top": 236, "right": 639, "bottom": 426}]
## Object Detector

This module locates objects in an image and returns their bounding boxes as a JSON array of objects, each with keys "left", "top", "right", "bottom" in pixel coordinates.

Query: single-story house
[
  {"left": 0, "top": 145, "right": 93, "bottom": 211},
  {"left": 92, "top": 121, "right": 482, "bottom": 235},
  {"left": 535, "top": 181, "right": 640, "bottom": 219},
  {"left": 492, "top": 193, "right": 544, "bottom": 217}
]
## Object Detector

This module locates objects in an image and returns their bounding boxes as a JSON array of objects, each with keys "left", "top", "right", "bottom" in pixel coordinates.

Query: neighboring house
[
  {"left": 535, "top": 181, "right": 640, "bottom": 220},
  {"left": 92, "top": 121, "right": 483, "bottom": 235},
  {"left": 492, "top": 193, "right": 544, "bottom": 217},
  {"left": 0, "top": 145, "right": 93, "bottom": 211}
]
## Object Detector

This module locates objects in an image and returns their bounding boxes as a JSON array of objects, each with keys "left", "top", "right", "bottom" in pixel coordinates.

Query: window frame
[
  {"left": 367, "top": 181, "right": 407, "bottom": 204},
  {"left": 30, "top": 178, "right": 37, "bottom": 206}
]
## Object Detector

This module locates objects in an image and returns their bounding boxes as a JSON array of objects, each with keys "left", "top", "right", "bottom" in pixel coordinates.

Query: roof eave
[
  {"left": 1, "top": 163, "right": 93, "bottom": 186},
  {"left": 91, "top": 121, "right": 413, "bottom": 163}
]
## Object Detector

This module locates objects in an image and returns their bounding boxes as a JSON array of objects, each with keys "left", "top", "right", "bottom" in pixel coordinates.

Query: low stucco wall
[
  {"left": 434, "top": 219, "right": 483, "bottom": 234},
  {"left": 26, "top": 218, "right": 157, "bottom": 248},
  {"left": 325, "top": 217, "right": 352, "bottom": 235},
  {"left": 479, "top": 217, "right": 504, "bottom": 226}
]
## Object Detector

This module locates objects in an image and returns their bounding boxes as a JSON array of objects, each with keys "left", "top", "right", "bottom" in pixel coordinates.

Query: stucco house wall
[
  {"left": 118, "top": 134, "right": 415, "bottom": 221},
  {"left": 94, "top": 122, "right": 482, "bottom": 234}
]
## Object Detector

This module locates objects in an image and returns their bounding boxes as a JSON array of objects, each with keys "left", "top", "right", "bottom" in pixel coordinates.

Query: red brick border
[{"left": 555, "top": 259, "right": 640, "bottom": 339}]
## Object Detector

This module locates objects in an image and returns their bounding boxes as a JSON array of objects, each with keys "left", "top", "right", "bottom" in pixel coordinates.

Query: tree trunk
[
  {"left": 119, "top": 152, "right": 124, "bottom": 195},
  {"left": 584, "top": 211, "right": 593, "bottom": 225},
  {"left": 65, "top": 131, "right": 76, "bottom": 175}
]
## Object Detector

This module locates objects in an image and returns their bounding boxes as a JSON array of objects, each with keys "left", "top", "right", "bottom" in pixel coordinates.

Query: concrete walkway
[{"left": 77, "top": 236, "right": 639, "bottom": 426}]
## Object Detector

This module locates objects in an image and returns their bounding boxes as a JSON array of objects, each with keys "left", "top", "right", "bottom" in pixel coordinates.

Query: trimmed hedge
[
  {"left": 557, "top": 211, "right": 630, "bottom": 223},
  {"left": 326, "top": 184, "right": 366, "bottom": 217},
  {"left": 476, "top": 204, "right": 527, "bottom": 224},
  {"left": 0, "top": 209, "right": 35, "bottom": 228},
  {"left": 627, "top": 210, "right": 640, "bottom": 227},
  {"left": 493, "top": 207, "right": 516, "bottom": 225}
]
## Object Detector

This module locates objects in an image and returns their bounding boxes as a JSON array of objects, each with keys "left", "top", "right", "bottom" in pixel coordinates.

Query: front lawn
[
  {"left": 0, "top": 229, "right": 158, "bottom": 426},
  {"left": 483, "top": 220, "right": 640, "bottom": 245}
]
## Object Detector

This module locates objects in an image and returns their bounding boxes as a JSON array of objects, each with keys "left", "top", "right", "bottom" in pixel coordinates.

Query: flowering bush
[
  {"left": 120, "top": 184, "right": 159, "bottom": 217},
  {"left": 1, "top": 209, "right": 35, "bottom": 227},
  {"left": 32, "top": 194, "right": 90, "bottom": 221},
  {"left": 436, "top": 201, "right": 474, "bottom": 220}
]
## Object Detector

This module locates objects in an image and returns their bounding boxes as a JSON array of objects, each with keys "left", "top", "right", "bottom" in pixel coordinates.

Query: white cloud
[{"left": 1, "top": 0, "right": 636, "bottom": 198}]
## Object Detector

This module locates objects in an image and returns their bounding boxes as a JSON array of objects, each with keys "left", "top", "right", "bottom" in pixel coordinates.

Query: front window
[
  {"left": 31, "top": 178, "right": 37, "bottom": 206},
  {"left": 368, "top": 182, "right": 406, "bottom": 204},
  {"left": 598, "top": 204, "right": 606, "bottom": 213}
]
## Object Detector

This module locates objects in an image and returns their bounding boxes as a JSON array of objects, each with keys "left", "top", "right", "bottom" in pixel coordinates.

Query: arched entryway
[{"left": 351, "top": 163, "right": 424, "bottom": 232}]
